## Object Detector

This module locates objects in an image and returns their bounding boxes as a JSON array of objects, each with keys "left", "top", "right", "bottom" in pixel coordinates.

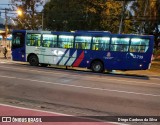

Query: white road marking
[
  {"left": 0, "top": 75, "right": 160, "bottom": 97},
  {"left": 0, "top": 65, "right": 160, "bottom": 87}
]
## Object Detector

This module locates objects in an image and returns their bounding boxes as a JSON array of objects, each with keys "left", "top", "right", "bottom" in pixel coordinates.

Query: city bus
[{"left": 11, "top": 30, "right": 154, "bottom": 72}]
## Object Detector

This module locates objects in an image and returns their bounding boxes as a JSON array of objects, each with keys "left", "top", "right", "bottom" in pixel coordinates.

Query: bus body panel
[{"left": 11, "top": 30, "right": 154, "bottom": 71}]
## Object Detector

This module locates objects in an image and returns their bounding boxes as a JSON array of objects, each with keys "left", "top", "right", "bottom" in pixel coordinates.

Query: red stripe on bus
[{"left": 73, "top": 51, "right": 84, "bottom": 67}]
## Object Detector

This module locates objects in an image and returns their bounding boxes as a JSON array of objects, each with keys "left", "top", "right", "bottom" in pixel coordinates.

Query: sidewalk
[{"left": 0, "top": 104, "right": 117, "bottom": 125}]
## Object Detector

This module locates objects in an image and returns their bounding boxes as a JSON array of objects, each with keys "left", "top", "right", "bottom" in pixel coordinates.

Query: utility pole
[
  {"left": 117, "top": 0, "right": 135, "bottom": 34},
  {"left": 5, "top": 8, "right": 8, "bottom": 39},
  {"left": 118, "top": 0, "right": 126, "bottom": 34},
  {"left": 139, "top": 0, "right": 149, "bottom": 34},
  {"left": 42, "top": 12, "right": 44, "bottom": 30}
]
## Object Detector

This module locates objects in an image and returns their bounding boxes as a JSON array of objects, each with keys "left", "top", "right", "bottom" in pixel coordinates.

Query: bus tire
[
  {"left": 29, "top": 55, "right": 39, "bottom": 66},
  {"left": 91, "top": 61, "right": 104, "bottom": 73}
]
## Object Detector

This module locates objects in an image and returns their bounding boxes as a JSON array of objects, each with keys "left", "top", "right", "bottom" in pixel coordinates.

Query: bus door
[{"left": 12, "top": 31, "right": 26, "bottom": 61}]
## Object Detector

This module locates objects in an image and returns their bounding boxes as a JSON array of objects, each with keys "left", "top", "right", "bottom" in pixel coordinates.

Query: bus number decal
[{"left": 133, "top": 55, "right": 143, "bottom": 59}]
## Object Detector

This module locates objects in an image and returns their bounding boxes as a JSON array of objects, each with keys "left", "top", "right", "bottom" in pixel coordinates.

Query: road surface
[{"left": 0, "top": 59, "right": 160, "bottom": 124}]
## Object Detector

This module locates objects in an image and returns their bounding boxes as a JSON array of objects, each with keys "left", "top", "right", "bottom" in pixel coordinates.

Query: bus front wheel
[
  {"left": 29, "top": 55, "right": 39, "bottom": 66},
  {"left": 91, "top": 61, "right": 104, "bottom": 73}
]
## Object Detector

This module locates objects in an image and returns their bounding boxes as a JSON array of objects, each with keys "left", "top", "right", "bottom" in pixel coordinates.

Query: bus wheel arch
[
  {"left": 90, "top": 59, "right": 104, "bottom": 73},
  {"left": 27, "top": 54, "right": 39, "bottom": 66}
]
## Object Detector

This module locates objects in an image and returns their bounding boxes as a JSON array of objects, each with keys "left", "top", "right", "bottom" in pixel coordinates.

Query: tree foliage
[
  {"left": 131, "top": 0, "right": 160, "bottom": 49},
  {"left": 44, "top": 0, "right": 131, "bottom": 33},
  {"left": 11, "top": 0, "right": 160, "bottom": 49},
  {"left": 11, "top": 0, "right": 43, "bottom": 30}
]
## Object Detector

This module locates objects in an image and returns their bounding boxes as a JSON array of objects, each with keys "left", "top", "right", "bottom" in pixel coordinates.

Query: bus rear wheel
[
  {"left": 29, "top": 55, "right": 39, "bottom": 66},
  {"left": 91, "top": 61, "right": 104, "bottom": 73}
]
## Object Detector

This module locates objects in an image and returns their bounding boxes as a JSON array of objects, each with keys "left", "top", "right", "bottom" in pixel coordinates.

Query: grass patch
[{"left": 150, "top": 61, "right": 160, "bottom": 73}]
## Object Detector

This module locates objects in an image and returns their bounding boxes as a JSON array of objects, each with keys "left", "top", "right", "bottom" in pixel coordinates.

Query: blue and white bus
[{"left": 11, "top": 30, "right": 154, "bottom": 72}]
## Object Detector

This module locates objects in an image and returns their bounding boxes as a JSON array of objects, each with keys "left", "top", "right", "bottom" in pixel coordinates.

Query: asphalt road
[{"left": 0, "top": 60, "right": 160, "bottom": 124}]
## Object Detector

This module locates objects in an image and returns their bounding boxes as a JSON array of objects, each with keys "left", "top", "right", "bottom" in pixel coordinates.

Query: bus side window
[
  {"left": 58, "top": 35, "right": 74, "bottom": 49},
  {"left": 37, "top": 40, "right": 41, "bottom": 47},
  {"left": 77, "top": 43, "right": 82, "bottom": 49},
  {"left": 75, "top": 36, "right": 91, "bottom": 50},
  {"left": 130, "top": 38, "right": 149, "bottom": 53},
  {"left": 111, "top": 38, "right": 129, "bottom": 52},
  {"left": 92, "top": 37, "right": 110, "bottom": 51},
  {"left": 27, "top": 34, "right": 41, "bottom": 46},
  {"left": 42, "top": 34, "right": 57, "bottom": 48}
]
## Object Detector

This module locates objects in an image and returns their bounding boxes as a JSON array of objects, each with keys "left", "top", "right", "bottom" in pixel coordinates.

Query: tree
[
  {"left": 131, "top": 0, "right": 160, "bottom": 49},
  {"left": 43, "top": 0, "right": 108, "bottom": 31},
  {"left": 43, "top": 0, "right": 134, "bottom": 33},
  {"left": 100, "top": 0, "right": 122, "bottom": 33},
  {"left": 11, "top": 0, "right": 44, "bottom": 30}
]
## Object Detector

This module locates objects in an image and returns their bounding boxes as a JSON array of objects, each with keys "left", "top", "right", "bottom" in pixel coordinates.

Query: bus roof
[{"left": 12, "top": 30, "right": 154, "bottom": 38}]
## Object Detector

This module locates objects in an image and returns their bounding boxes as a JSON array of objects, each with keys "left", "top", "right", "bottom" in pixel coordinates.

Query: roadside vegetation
[
  {"left": 153, "top": 49, "right": 160, "bottom": 61},
  {"left": 150, "top": 60, "right": 160, "bottom": 73}
]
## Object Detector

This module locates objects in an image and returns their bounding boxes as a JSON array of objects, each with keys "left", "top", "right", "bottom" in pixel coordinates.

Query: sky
[
  {"left": 0, "top": 0, "right": 12, "bottom": 24},
  {"left": 0, "top": 0, "right": 10, "bottom": 4},
  {"left": 0, "top": 0, "right": 45, "bottom": 24}
]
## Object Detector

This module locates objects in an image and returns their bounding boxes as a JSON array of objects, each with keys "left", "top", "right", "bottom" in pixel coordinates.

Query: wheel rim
[{"left": 94, "top": 64, "right": 101, "bottom": 71}]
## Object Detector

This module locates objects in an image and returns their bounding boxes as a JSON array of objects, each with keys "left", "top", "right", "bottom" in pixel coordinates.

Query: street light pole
[
  {"left": 5, "top": 8, "right": 8, "bottom": 39},
  {"left": 42, "top": 12, "right": 44, "bottom": 30},
  {"left": 118, "top": 0, "right": 126, "bottom": 34}
]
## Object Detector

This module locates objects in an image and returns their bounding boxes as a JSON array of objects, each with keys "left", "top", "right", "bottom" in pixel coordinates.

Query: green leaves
[{"left": 43, "top": 0, "right": 124, "bottom": 32}]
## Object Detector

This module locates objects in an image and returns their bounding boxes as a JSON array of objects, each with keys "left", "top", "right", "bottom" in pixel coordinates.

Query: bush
[{"left": 153, "top": 49, "right": 160, "bottom": 61}]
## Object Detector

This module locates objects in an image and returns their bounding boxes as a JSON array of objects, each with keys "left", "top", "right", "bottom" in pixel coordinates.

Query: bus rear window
[{"left": 130, "top": 38, "right": 149, "bottom": 53}]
